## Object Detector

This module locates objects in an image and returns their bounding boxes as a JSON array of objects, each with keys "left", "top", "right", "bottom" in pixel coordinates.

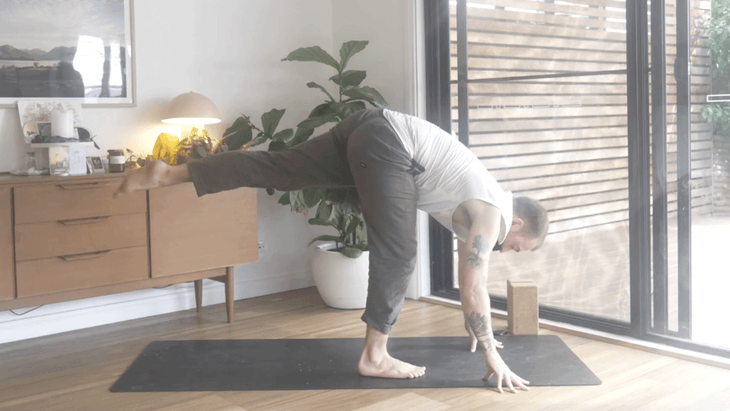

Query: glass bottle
[{"left": 24, "top": 152, "right": 37, "bottom": 172}]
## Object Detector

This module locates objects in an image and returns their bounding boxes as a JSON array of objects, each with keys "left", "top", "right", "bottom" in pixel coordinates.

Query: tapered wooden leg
[
  {"left": 225, "top": 267, "right": 234, "bottom": 323},
  {"left": 194, "top": 280, "right": 203, "bottom": 312}
]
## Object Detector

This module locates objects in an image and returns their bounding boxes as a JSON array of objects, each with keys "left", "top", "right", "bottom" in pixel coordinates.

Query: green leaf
[
  {"left": 343, "top": 86, "right": 389, "bottom": 108},
  {"left": 308, "top": 217, "right": 337, "bottom": 228},
  {"left": 308, "top": 235, "right": 345, "bottom": 247},
  {"left": 339, "top": 40, "right": 368, "bottom": 71},
  {"left": 268, "top": 140, "right": 287, "bottom": 152},
  {"left": 340, "top": 246, "right": 364, "bottom": 259},
  {"left": 315, "top": 200, "right": 333, "bottom": 220},
  {"left": 347, "top": 101, "right": 367, "bottom": 113},
  {"left": 283, "top": 46, "right": 340, "bottom": 71},
  {"left": 307, "top": 82, "right": 336, "bottom": 101},
  {"left": 328, "top": 101, "right": 367, "bottom": 120},
  {"left": 302, "top": 187, "right": 323, "bottom": 208},
  {"left": 221, "top": 117, "right": 253, "bottom": 150},
  {"left": 344, "top": 215, "right": 362, "bottom": 237},
  {"left": 272, "top": 128, "right": 293, "bottom": 142},
  {"left": 356, "top": 221, "right": 367, "bottom": 245},
  {"left": 195, "top": 145, "right": 207, "bottom": 158},
  {"left": 278, "top": 192, "right": 291, "bottom": 205},
  {"left": 348, "top": 242, "right": 365, "bottom": 250},
  {"left": 251, "top": 135, "right": 268, "bottom": 146},
  {"left": 330, "top": 70, "right": 367, "bottom": 88},
  {"left": 261, "top": 108, "right": 286, "bottom": 137},
  {"left": 297, "top": 113, "right": 339, "bottom": 130},
  {"left": 333, "top": 204, "right": 344, "bottom": 229},
  {"left": 310, "top": 103, "right": 331, "bottom": 118},
  {"left": 341, "top": 214, "right": 353, "bottom": 238},
  {"left": 327, "top": 102, "right": 352, "bottom": 120},
  {"left": 288, "top": 188, "right": 322, "bottom": 213},
  {"left": 289, "top": 190, "right": 307, "bottom": 213},
  {"left": 288, "top": 127, "right": 314, "bottom": 147}
]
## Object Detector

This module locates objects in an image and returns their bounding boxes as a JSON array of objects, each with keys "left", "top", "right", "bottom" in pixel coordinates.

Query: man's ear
[{"left": 511, "top": 217, "right": 525, "bottom": 231}]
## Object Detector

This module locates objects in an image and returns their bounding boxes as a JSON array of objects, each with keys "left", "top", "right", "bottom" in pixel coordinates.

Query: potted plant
[
  {"left": 222, "top": 41, "right": 388, "bottom": 308},
  {"left": 701, "top": 0, "right": 730, "bottom": 212},
  {"left": 308, "top": 201, "right": 369, "bottom": 309}
]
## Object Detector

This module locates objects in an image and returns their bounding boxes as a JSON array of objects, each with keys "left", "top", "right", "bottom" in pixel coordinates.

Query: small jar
[
  {"left": 24, "top": 152, "right": 37, "bottom": 171},
  {"left": 108, "top": 149, "right": 126, "bottom": 173}
]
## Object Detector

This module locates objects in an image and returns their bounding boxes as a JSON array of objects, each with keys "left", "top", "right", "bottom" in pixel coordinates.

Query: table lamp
[{"left": 162, "top": 91, "right": 221, "bottom": 137}]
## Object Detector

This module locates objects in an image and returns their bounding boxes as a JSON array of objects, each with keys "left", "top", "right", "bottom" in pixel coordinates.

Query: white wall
[
  {"left": 332, "top": 0, "right": 430, "bottom": 299},
  {"left": 0, "top": 0, "right": 427, "bottom": 344},
  {"left": 0, "top": 0, "right": 337, "bottom": 344},
  {"left": 332, "top": 0, "right": 416, "bottom": 114}
]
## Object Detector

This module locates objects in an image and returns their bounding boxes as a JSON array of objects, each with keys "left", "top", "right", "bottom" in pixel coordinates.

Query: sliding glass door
[
  {"left": 427, "top": 0, "right": 633, "bottom": 334},
  {"left": 643, "top": 0, "right": 730, "bottom": 352},
  {"left": 425, "top": 0, "right": 730, "bottom": 357}
]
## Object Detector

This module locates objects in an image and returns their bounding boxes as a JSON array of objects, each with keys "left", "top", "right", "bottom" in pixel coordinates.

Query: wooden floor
[{"left": 1, "top": 287, "right": 729, "bottom": 411}]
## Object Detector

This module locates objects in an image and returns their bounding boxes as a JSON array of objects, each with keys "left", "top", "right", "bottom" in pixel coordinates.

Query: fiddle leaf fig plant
[
  {"left": 223, "top": 40, "right": 388, "bottom": 258},
  {"left": 218, "top": 109, "right": 293, "bottom": 153},
  {"left": 307, "top": 201, "right": 368, "bottom": 259}
]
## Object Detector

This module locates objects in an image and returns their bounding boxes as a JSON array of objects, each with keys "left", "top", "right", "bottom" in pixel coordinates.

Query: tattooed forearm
[
  {"left": 465, "top": 312, "right": 497, "bottom": 351},
  {"left": 465, "top": 235, "right": 487, "bottom": 268}
]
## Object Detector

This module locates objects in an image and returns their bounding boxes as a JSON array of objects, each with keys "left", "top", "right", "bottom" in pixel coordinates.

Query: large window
[{"left": 425, "top": 0, "right": 729, "bottom": 357}]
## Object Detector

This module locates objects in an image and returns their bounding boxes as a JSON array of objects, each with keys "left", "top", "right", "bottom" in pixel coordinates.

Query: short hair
[{"left": 513, "top": 196, "right": 549, "bottom": 248}]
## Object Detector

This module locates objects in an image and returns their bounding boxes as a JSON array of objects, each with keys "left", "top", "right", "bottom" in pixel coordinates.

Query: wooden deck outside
[
  {"left": 445, "top": 0, "right": 727, "bottom": 352},
  {"left": 452, "top": 213, "right": 730, "bottom": 351}
]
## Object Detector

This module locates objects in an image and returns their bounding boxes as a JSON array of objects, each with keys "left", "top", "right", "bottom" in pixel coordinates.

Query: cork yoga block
[{"left": 507, "top": 280, "right": 539, "bottom": 335}]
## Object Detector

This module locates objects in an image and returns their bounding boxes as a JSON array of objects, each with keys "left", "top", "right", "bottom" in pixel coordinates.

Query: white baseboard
[{"left": 0, "top": 270, "right": 314, "bottom": 345}]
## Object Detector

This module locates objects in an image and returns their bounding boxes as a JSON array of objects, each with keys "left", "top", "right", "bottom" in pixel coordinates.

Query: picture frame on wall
[{"left": 0, "top": 0, "right": 136, "bottom": 107}]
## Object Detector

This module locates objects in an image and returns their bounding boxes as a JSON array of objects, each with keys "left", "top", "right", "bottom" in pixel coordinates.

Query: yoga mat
[{"left": 110, "top": 335, "right": 601, "bottom": 392}]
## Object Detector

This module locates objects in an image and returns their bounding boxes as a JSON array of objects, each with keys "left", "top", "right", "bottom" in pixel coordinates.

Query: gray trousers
[{"left": 188, "top": 109, "right": 423, "bottom": 335}]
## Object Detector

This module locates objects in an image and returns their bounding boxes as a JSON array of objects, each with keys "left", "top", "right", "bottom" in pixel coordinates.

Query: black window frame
[{"left": 424, "top": 0, "right": 730, "bottom": 359}]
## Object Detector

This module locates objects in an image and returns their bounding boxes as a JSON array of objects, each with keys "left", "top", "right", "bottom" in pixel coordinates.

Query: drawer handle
[
  {"left": 58, "top": 250, "right": 111, "bottom": 262},
  {"left": 57, "top": 183, "right": 102, "bottom": 190},
  {"left": 58, "top": 216, "right": 111, "bottom": 226}
]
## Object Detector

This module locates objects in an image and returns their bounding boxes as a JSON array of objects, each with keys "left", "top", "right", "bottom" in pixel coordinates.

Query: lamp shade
[{"left": 162, "top": 92, "right": 222, "bottom": 125}]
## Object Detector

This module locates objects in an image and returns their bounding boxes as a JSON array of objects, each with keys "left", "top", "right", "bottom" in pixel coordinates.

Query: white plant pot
[{"left": 311, "top": 243, "right": 369, "bottom": 309}]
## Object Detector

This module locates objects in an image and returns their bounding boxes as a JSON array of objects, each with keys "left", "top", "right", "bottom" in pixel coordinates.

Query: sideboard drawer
[
  {"left": 15, "top": 213, "right": 148, "bottom": 261},
  {"left": 14, "top": 182, "right": 146, "bottom": 224},
  {"left": 16, "top": 246, "right": 149, "bottom": 298},
  {"left": 149, "top": 183, "right": 258, "bottom": 277}
]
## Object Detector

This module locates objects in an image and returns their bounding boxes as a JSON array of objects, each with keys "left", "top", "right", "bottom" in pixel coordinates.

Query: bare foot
[
  {"left": 358, "top": 350, "right": 426, "bottom": 379},
  {"left": 114, "top": 160, "right": 169, "bottom": 197}
]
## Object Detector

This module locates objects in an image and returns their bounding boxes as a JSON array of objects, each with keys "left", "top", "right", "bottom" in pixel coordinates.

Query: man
[{"left": 115, "top": 108, "right": 549, "bottom": 394}]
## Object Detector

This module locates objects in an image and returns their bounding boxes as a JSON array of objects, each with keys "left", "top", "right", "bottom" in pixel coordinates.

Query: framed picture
[
  {"left": 35, "top": 121, "right": 52, "bottom": 137},
  {"left": 87, "top": 156, "right": 105, "bottom": 173},
  {"left": 0, "top": 0, "right": 136, "bottom": 107}
]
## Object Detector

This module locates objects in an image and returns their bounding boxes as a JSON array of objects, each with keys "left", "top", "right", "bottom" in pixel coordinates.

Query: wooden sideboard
[{"left": 0, "top": 172, "right": 257, "bottom": 322}]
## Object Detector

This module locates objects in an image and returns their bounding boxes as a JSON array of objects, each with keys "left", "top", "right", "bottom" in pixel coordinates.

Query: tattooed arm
[
  {"left": 457, "top": 204, "right": 500, "bottom": 354},
  {"left": 457, "top": 200, "right": 529, "bottom": 393}
]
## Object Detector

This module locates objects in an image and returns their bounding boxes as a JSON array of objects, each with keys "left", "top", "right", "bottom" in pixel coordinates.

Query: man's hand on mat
[{"left": 484, "top": 349, "right": 530, "bottom": 394}]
